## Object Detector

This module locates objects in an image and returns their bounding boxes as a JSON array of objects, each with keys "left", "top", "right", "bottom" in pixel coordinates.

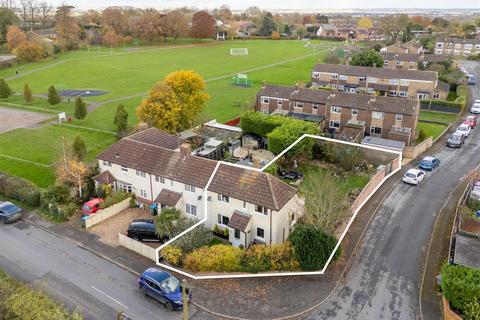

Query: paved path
[
  {"left": 306, "top": 62, "right": 480, "bottom": 320},
  {"left": 0, "top": 106, "right": 52, "bottom": 133}
]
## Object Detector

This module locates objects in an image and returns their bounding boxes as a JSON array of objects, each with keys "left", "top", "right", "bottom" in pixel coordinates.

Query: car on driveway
[
  {"left": 419, "top": 156, "right": 440, "bottom": 171},
  {"left": 403, "top": 169, "right": 426, "bottom": 186},
  {"left": 138, "top": 267, "right": 190, "bottom": 311},
  {"left": 127, "top": 219, "right": 164, "bottom": 242},
  {"left": 471, "top": 103, "right": 480, "bottom": 114},
  {"left": 447, "top": 132, "right": 465, "bottom": 148},
  {"left": 456, "top": 124, "right": 471, "bottom": 138},
  {"left": 464, "top": 115, "right": 478, "bottom": 128},
  {"left": 0, "top": 201, "right": 22, "bottom": 224},
  {"left": 82, "top": 198, "right": 103, "bottom": 215},
  {"left": 277, "top": 169, "right": 303, "bottom": 180}
]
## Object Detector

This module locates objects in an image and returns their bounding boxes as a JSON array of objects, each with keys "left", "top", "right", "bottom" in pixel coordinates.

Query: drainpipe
[
  {"left": 269, "top": 209, "right": 272, "bottom": 244},
  {"left": 149, "top": 174, "right": 154, "bottom": 203}
]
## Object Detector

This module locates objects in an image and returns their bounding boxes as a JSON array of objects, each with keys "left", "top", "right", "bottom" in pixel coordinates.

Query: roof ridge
[{"left": 265, "top": 174, "right": 279, "bottom": 211}]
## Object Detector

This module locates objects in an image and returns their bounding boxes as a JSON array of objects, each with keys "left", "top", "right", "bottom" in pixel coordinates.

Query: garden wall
[
  {"left": 83, "top": 198, "right": 131, "bottom": 229},
  {"left": 403, "top": 137, "right": 433, "bottom": 159},
  {"left": 118, "top": 233, "right": 157, "bottom": 261},
  {"left": 442, "top": 296, "right": 463, "bottom": 320},
  {"left": 420, "top": 103, "right": 461, "bottom": 114}
]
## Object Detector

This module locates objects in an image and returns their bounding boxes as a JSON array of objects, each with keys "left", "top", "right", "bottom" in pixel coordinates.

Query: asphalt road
[
  {"left": 307, "top": 61, "right": 480, "bottom": 320},
  {"left": 0, "top": 220, "right": 188, "bottom": 320}
]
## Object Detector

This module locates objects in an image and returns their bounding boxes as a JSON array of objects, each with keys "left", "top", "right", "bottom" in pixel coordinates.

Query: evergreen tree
[
  {"left": 72, "top": 135, "right": 86, "bottom": 161},
  {"left": 0, "top": 79, "right": 12, "bottom": 98},
  {"left": 258, "top": 12, "right": 277, "bottom": 36},
  {"left": 74, "top": 97, "right": 87, "bottom": 119},
  {"left": 47, "top": 85, "right": 61, "bottom": 105},
  {"left": 113, "top": 104, "right": 128, "bottom": 138},
  {"left": 23, "top": 83, "right": 33, "bottom": 103}
]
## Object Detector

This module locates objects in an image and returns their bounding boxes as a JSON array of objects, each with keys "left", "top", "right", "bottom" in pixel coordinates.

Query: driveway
[
  {"left": 306, "top": 61, "right": 480, "bottom": 320},
  {"left": 0, "top": 107, "right": 51, "bottom": 133}
]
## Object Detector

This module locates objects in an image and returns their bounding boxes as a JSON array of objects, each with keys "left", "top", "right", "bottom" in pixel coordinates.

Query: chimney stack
[
  {"left": 180, "top": 143, "right": 192, "bottom": 159},
  {"left": 252, "top": 158, "right": 260, "bottom": 169}
]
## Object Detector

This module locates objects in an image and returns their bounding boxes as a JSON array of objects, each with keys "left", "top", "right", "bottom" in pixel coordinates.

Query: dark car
[
  {"left": 446, "top": 132, "right": 465, "bottom": 148},
  {"left": 127, "top": 219, "right": 163, "bottom": 242},
  {"left": 138, "top": 267, "right": 191, "bottom": 311},
  {"left": 277, "top": 169, "right": 303, "bottom": 180},
  {"left": 0, "top": 201, "right": 22, "bottom": 224}
]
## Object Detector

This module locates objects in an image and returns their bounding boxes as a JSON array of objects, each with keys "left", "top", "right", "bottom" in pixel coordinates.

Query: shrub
[
  {"left": 267, "top": 120, "right": 318, "bottom": 156},
  {"left": 23, "top": 83, "right": 32, "bottom": 103},
  {"left": 47, "top": 85, "right": 61, "bottom": 105},
  {"left": 288, "top": 224, "right": 340, "bottom": 271},
  {"left": 161, "top": 246, "right": 183, "bottom": 266},
  {"left": 240, "top": 111, "right": 288, "bottom": 137},
  {"left": 417, "top": 129, "right": 427, "bottom": 142},
  {"left": 40, "top": 185, "right": 72, "bottom": 209},
  {"left": 74, "top": 97, "right": 87, "bottom": 119},
  {"left": 0, "top": 79, "right": 12, "bottom": 98},
  {"left": 99, "top": 190, "right": 129, "bottom": 209},
  {"left": 464, "top": 299, "right": 480, "bottom": 320},
  {"left": 171, "top": 217, "right": 213, "bottom": 253},
  {"left": 12, "top": 42, "right": 43, "bottom": 63},
  {"left": 240, "top": 242, "right": 300, "bottom": 273},
  {"left": 183, "top": 244, "right": 243, "bottom": 272},
  {"left": 441, "top": 264, "right": 480, "bottom": 315},
  {"left": 0, "top": 172, "right": 41, "bottom": 206}
]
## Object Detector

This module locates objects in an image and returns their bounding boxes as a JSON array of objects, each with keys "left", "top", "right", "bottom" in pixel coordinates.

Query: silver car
[{"left": 0, "top": 201, "right": 23, "bottom": 224}]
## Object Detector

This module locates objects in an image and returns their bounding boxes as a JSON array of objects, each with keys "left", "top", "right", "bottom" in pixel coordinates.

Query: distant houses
[{"left": 434, "top": 38, "right": 480, "bottom": 57}]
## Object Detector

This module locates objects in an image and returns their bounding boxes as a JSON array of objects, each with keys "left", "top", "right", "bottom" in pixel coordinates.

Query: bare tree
[
  {"left": 1, "top": 0, "right": 16, "bottom": 11},
  {"left": 56, "top": 138, "right": 88, "bottom": 198},
  {"left": 26, "top": 0, "right": 37, "bottom": 31},
  {"left": 18, "top": 0, "right": 28, "bottom": 29},
  {"left": 38, "top": 0, "right": 51, "bottom": 29}
]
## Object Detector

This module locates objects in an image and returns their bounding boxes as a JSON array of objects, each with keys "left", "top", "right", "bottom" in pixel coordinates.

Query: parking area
[
  {"left": 88, "top": 208, "right": 153, "bottom": 246},
  {"left": 0, "top": 107, "right": 51, "bottom": 133}
]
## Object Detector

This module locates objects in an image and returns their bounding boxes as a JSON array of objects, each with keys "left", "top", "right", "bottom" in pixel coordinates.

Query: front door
[{"left": 231, "top": 229, "right": 243, "bottom": 247}]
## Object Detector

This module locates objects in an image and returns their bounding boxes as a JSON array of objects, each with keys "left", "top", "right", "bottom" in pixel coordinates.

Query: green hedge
[
  {"left": 240, "top": 111, "right": 289, "bottom": 137},
  {"left": 267, "top": 120, "right": 318, "bottom": 156},
  {"left": 99, "top": 190, "right": 130, "bottom": 209},
  {"left": 421, "top": 99, "right": 462, "bottom": 109},
  {"left": 0, "top": 172, "right": 41, "bottom": 207},
  {"left": 441, "top": 263, "right": 480, "bottom": 316}
]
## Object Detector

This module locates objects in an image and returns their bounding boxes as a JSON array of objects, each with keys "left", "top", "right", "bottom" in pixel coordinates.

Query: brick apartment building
[
  {"left": 256, "top": 84, "right": 420, "bottom": 146},
  {"left": 311, "top": 63, "right": 448, "bottom": 100},
  {"left": 434, "top": 38, "right": 480, "bottom": 56}
]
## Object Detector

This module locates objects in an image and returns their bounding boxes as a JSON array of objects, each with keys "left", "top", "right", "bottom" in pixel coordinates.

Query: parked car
[
  {"left": 419, "top": 156, "right": 440, "bottom": 171},
  {"left": 81, "top": 198, "right": 103, "bottom": 216},
  {"left": 464, "top": 115, "right": 478, "bottom": 128},
  {"left": 471, "top": 103, "right": 480, "bottom": 114},
  {"left": 470, "top": 181, "right": 480, "bottom": 201},
  {"left": 403, "top": 169, "right": 426, "bottom": 186},
  {"left": 277, "top": 169, "right": 303, "bottom": 180},
  {"left": 468, "top": 76, "right": 476, "bottom": 85},
  {"left": 138, "top": 267, "right": 190, "bottom": 311},
  {"left": 0, "top": 202, "right": 22, "bottom": 224},
  {"left": 127, "top": 219, "right": 164, "bottom": 242},
  {"left": 446, "top": 132, "right": 465, "bottom": 148},
  {"left": 455, "top": 124, "right": 471, "bottom": 138}
]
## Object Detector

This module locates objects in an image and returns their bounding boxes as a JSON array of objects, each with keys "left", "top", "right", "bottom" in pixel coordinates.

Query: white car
[
  {"left": 456, "top": 124, "right": 471, "bottom": 138},
  {"left": 403, "top": 169, "right": 426, "bottom": 186},
  {"left": 471, "top": 103, "right": 480, "bottom": 114},
  {"left": 470, "top": 181, "right": 480, "bottom": 201}
]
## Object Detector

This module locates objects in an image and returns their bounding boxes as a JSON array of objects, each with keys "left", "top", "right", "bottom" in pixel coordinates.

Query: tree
[
  {"left": 378, "top": 14, "right": 410, "bottom": 42},
  {"left": 132, "top": 9, "right": 165, "bottom": 43},
  {"left": 166, "top": 9, "right": 188, "bottom": 40},
  {"left": 102, "top": 29, "right": 122, "bottom": 47},
  {"left": 101, "top": 7, "right": 128, "bottom": 36},
  {"left": 271, "top": 30, "right": 280, "bottom": 40},
  {"left": 0, "top": 7, "right": 19, "bottom": 44},
  {"left": 357, "top": 16, "right": 373, "bottom": 29},
  {"left": 72, "top": 135, "right": 86, "bottom": 161},
  {"left": 293, "top": 25, "right": 307, "bottom": 39},
  {"left": 350, "top": 50, "right": 384, "bottom": 67},
  {"left": 56, "top": 139, "right": 88, "bottom": 198},
  {"left": 288, "top": 224, "right": 339, "bottom": 271},
  {"left": 74, "top": 97, "right": 87, "bottom": 119},
  {"left": 38, "top": 1, "right": 53, "bottom": 29},
  {"left": 54, "top": 5, "right": 81, "bottom": 50},
  {"left": 0, "top": 79, "right": 12, "bottom": 98},
  {"left": 227, "top": 20, "right": 239, "bottom": 40},
  {"left": 47, "top": 85, "right": 61, "bottom": 105},
  {"left": 315, "top": 14, "right": 329, "bottom": 24},
  {"left": 190, "top": 10, "right": 216, "bottom": 39},
  {"left": 155, "top": 208, "right": 181, "bottom": 239},
  {"left": 258, "top": 12, "right": 276, "bottom": 36},
  {"left": 12, "top": 42, "right": 43, "bottom": 63},
  {"left": 23, "top": 83, "right": 32, "bottom": 103},
  {"left": 6, "top": 25, "right": 26, "bottom": 52},
  {"left": 218, "top": 5, "right": 233, "bottom": 22},
  {"left": 113, "top": 104, "right": 128, "bottom": 137},
  {"left": 441, "top": 263, "right": 480, "bottom": 316},
  {"left": 26, "top": 0, "right": 38, "bottom": 31}
]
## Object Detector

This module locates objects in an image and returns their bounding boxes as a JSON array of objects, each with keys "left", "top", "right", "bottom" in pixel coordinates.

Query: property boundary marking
[
  {"left": 154, "top": 134, "right": 402, "bottom": 279},
  {"left": 0, "top": 153, "right": 51, "bottom": 167}
]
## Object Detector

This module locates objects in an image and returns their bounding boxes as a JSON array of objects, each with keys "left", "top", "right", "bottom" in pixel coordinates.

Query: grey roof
[
  {"left": 436, "top": 81, "right": 450, "bottom": 93},
  {"left": 290, "top": 87, "right": 330, "bottom": 103},
  {"left": 453, "top": 234, "right": 480, "bottom": 269},
  {"left": 382, "top": 53, "right": 422, "bottom": 62},
  {"left": 361, "top": 136, "right": 405, "bottom": 151},
  {"left": 257, "top": 85, "right": 295, "bottom": 100},
  {"left": 313, "top": 63, "right": 438, "bottom": 82},
  {"left": 126, "top": 127, "right": 184, "bottom": 150},
  {"left": 289, "top": 112, "right": 325, "bottom": 123},
  {"left": 439, "top": 38, "right": 480, "bottom": 45}
]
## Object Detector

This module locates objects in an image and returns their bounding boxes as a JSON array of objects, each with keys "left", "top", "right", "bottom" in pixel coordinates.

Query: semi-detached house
[{"left": 94, "top": 128, "right": 302, "bottom": 248}]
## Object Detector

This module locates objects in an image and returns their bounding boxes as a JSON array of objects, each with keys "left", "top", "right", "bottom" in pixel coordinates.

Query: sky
[{"left": 48, "top": 0, "right": 480, "bottom": 11}]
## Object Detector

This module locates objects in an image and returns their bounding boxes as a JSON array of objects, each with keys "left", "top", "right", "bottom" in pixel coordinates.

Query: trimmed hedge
[
  {"left": 267, "top": 120, "right": 318, "bottom": 156},
  {"left": 240, "top": 243, "right": 300, "bottom": 273},
  {"left": 441, "top": 263, "right": 480, "bottom": 316},
  {"left": 240, "top": 111, "right": 289, "bottom": 137},
  {"left": 421, "top": 99, "right": 462, "bottom": 109},
  {"left": 183, "top": 244, "right": 243, "bottom": 272},
  {"left": 0, "top": 172, "right": 41, "bottom": 207}
]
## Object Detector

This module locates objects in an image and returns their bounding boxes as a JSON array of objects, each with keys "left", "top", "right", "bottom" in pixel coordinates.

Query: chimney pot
[
  {"left": 180, "top": 143, "right": 192, "bottom": 158},
  {"left": 252, "top": 158, "right": 260, "bottom": 169}
]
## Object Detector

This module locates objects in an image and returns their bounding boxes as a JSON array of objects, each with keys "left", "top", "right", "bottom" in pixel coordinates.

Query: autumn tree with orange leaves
[
  {"left": 56, "top": 138, "right": 89, "bottom": 198},
  {"left": 190, "top": 11, "right": 216, "bottom": 39}
]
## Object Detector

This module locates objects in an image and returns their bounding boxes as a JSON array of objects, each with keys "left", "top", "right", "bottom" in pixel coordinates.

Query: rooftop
[{"left": 453, "top": 233, "right": 480, "bottom": 270}]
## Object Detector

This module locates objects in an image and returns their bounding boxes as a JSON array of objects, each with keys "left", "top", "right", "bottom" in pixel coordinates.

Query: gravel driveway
[{"left": 0, "top": 107, "right": 51, "bottom": 133}]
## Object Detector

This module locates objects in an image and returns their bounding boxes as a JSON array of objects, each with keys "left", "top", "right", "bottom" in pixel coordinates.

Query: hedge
[
  {"left": 240, "top": 243, "right": 300, "bottom": 273},
  {"left": 421, "top": 99, "right": 462, "bottom": 109},
  {"left": 441, "top": 263, "right": 480, "bottom": 316},
  {"left": 267, "top": 120, "right": 318, "bottom": 156},
  {"left": 0, "top": 172, "right": 41, "bottom": 207},
  {"left": 240, "top": 111, "right": 289, "bottom": 137},
  {"left": 183, "top": 244, "right": 243, "bottom": 272},
  {"left": 99, "top": 190, "right": 130, "bottom": 209}
]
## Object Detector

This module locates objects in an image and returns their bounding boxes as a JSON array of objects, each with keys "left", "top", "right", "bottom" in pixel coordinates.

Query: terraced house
[
  {"left": 434, "top": 38, "right": 480, "bottom": 56},
  {"left": 382, "top": 53, "right": 450, "bottom": 71},
  {"left": 311, "top": 63, "right": 448, "bottom": 100},
  {"left": 95, "top": 128, "right": 302, "bottom": 248},
  {"left": 256, "top": 84, "right": 420, "bottom": 145}
]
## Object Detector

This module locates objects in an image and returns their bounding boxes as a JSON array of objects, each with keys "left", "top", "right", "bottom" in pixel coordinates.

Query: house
[
  {"left": 381, "top": 42, "right": 424, "bottom": 54},
  {"left": 311, "top": 63, "right": 448, "bottom": 100},
  {"left": 434, "top": 38, "right": 480, "bottom": 56},
  {"left": 256, "top": 84, "right": 420, "bottom": 145},
  {"left": 382, "top": 53, "right": 450, "bottom": 70},
  {"left": 95, "top": 127, "right": 302, "bottom": 248}
]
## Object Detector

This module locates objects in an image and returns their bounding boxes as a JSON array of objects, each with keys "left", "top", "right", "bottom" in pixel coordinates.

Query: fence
[
  {"left": 118, "top": 233, "right": 157, "bottom": 261},
  {"left": 83, "top": 198, "right": 131, "bottom": 229},
  {"left": 403, "top": 137, "right": 433, "bottom": 159}
]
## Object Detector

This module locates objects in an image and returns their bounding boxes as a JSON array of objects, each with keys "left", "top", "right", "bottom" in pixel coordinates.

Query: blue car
[
  {"left": 0, "top": 201, "right": 22, "bottom": 224},
  {"left": 419, "top": 156, "right": 440, "bottom": 171},
  {"left": 138, "top": 268, "right": 190, "bottom": 311}
]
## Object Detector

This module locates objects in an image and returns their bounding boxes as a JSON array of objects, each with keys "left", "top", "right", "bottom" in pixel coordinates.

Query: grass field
[
  {"left": 0, "top": 95, "right": 74, "bottom": 114},
  {"left": 417, "top": 122, "right": 449, "bottom": 141}
]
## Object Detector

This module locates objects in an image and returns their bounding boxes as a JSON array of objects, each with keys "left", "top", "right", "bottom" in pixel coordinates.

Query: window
[
  {"left": 121, "top": 166, "right": 128, "bottom": 172},
  {"left": 217, "top": 214, "right": 230, "bottom": 225},
  {"left": 155, "top": 176, "right": 165, "bottom": 183},
  {"left": 358, "top": 76, "right": 366, "bottom": 82},
  {"left": 330, "top": 73, "right": 338, "bottom": 80},
  {"left": 367, "top": 87, "right": 374, "bottom": 93},
  {"left": 119, "top": 183, "right": 132, "bottom": 193},
  {"left": 331, "top": 106, "right": 341, "bottom": 114},
  {"left": 339, "top": 75, "right": 347, "bottom": 80},
  {"left": 136, "top": 170, "right": 146, "bottom": 178},
  {"left": 395, "top": 114, "right": 403, "bottom": 121},
  {"left": 396, "top": 61, "right": 403, "bottom": 65},
  {"left": 140, "top": 189, "right": 147, "bottom": 198},
  {"left": 338, "top": 85, "right": 345, "bottom": 91},
  {"left": 417, "top": 93, "right": 427, "bottom": 100},
  {"left": 293, "top": 101, "right": 304, "bottom": 108},
  {"left": 186, "top": 204, "right": 197, "bottom": 216},
  {"left": 398, "top": 91, "right": 408, "bottom": 97},
  {"left": 367, "top": 77, "right": 377, "bottom": 83},
  {"left": 312, "top": 72, "right": 320, "bottom": 78},
  {"left": 255, "top": 205, "right": 268, "bottom": 215},
  {"left": 372, "top": 111, "right": 384, "bottom": 119},
  {"left": 312, "top": 104, "right": 319, "bottom": 111},
  {"left": 433, "top": 93, "right": 440, "bottom": 99},
  {"left": 234, "top": 229, "right": 240, "bottom": 239},
  {"left": 261, "top": 97, "right": 269, "bottom": 104},
  {"left": 102, "top": 160, "right": 111, "bottom": 167},
  {"left": 185, "top": 184, "right": 195, "bottom": 193},
  {"left": 352, "top": 109, "right": 358, "bottom": 116},
  {"left": 331, "top": 84, "right": 338, "bottom": 89},
  {"left": 370, "top": 126, "right": 382, "bottom": 135},
  {"left": 399, "top": 79, "right": 409, "bottom": 86},
  {"left": 217, "top": 194, "right": 229, "bottom": 203},
  {"left": 256, "top": 227, "right": 265, "bottom": 239},
  {"left": 389, "top": 79, "right": 398, "bottom": 85},
  {"left": 388, "top": 90, "right": 398, "bottom": 97},
  {"left": 329, "top": 120, "right": 340, "bottom": 129},
  {"left": 277, "top": 100, "right": 283, "bottom": 108}
]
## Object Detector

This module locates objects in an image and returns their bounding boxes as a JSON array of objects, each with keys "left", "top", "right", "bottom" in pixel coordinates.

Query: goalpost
[
  {"left": 230, "top": 48, "right": 248, "bottom": 56},
  {"left": 232, "top": 73, "right": 253, "bottom": 87}
]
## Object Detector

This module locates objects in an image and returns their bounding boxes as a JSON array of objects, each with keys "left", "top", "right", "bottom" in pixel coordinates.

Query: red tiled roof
[
  {"left": 126, "top": 127, "right": 184, "bottom": 150},
  {"left": 228, "top": 211, "right": 252, "bottom": 231},
  {"left": 155, "top": 189, "right": 182, "bottom": 207}
]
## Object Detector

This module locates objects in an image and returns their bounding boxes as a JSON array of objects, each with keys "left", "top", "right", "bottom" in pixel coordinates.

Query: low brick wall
[
  {"left": 84, "top": 198, "right": 131, "bottom": 229},
  {"left": 443, "top": 296, "right": 463, "bottom": 320},
  {"left": 118, "top": 233, "right": 157, "bottom": 261},
  {"left": 403, "top": 137, "right": 433, "bottom": 159}
]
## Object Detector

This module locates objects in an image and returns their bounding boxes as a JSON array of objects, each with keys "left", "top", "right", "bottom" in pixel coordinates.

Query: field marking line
[
  {"left": 0, "top": 102, "right": 58, "bottom": 114},
  {"left": 0, "top": 153, "right": 51, "bottom": 167},
  {"left": 53, "top": 123, "right": 116, "bottom": 135},
  {"left": 91, "top": 285, "right": 129, "bottom": 309}
]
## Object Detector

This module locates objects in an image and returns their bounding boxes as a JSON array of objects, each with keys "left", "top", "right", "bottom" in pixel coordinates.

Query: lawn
[
  {"left": 419, "top": 110, "right": 458, "bottom": 123},
  {"left": 0, "top": 95, "right": 75, "bottom": 114},
  {"left": 417, "top": 122, "right": 449, "bottom": 141}
]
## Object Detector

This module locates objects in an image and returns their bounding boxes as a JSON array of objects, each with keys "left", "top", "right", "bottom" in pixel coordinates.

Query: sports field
[{"left": 0, "top": 39, "right": 337, "bottom": 186}]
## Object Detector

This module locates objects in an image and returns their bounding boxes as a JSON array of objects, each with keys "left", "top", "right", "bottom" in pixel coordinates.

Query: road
[
  {"left": 307, "top": 61, "right": 480, "bottom": 320},
  {"left": 0, "top": 219, "right": 189, "bottom": 320}
]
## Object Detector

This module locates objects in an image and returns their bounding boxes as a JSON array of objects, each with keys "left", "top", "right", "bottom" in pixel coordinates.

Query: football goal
[
  {"left": 232, "top": 73, "right": 253, "bottom": 87},
  {"left": 230, "top": 48, "right": 248, "bottom": 56}
]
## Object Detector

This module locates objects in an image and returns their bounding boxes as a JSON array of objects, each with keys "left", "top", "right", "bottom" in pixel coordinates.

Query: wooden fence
[{"left": 118, "top": 233, "right": 157, "bottom": 261}]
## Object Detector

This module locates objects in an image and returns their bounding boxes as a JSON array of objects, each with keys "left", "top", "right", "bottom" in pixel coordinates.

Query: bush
[
  {"left": 417, "top": 129, "right": 427, "bottom": 142},
  {"left": 183, "top": 244, "right": 243, "bottom": 272},
  {"left": 0, "top": 79, "right": 12, "bottom": 98},
  {"left": 267, "top": 120, "right": 318, "bottom": 156},
  {"left": 12, "top": 42, "right": 43, "bottom": 63},
  {"left": 99, "top": 190, "right": 129, "bottom": 209},
  {"left": 171, "top": 217, "right": 213, "bottom": 253},
  {"left": 240, "top": 111, "right": 288, "bottom": 137},
  {"left": 161, "top": 246, "right": 183, "bottom": 266},
  {"left": 40, "top": 185, "right": 72, "bottom": 209},
  {"left": 240, "top": 243, "right": 300, "bottom": 273},
  {"left": 441, "top": 264, "right": 480, "bottom": 316},
  {"left": 0, "top": 172, "right": 41, "bottom": 206},
  {"left": 288, "top": 224, "right": 340, "bottom": 271},
  {"left": 464, "top": 299, "right": 480, "bottom": 320}
]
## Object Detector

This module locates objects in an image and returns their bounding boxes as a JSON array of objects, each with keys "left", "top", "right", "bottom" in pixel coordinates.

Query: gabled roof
[
  {"left": 290, "top": 87, "right": 330, "bottom": 103},
  {"left": 93, "top": 170, "right": 117, "bottom": 184},
  {"left": 257, "top": 85, "right": 295, "bottom": 100},
  {"left": 313, "top": 63, "right": 438, "bottom": 82},
  {"left": 126, "top": 127, "right": 184, "bottom": 150},
  {"left": 228, "top": 211, "right": 252, "bottom": 232},
  {"left": 382, "top": 53, "right": 421, "bottom": 62},
  {"left": 155, "top": 189, "right": 182, "bottom": 207}
]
